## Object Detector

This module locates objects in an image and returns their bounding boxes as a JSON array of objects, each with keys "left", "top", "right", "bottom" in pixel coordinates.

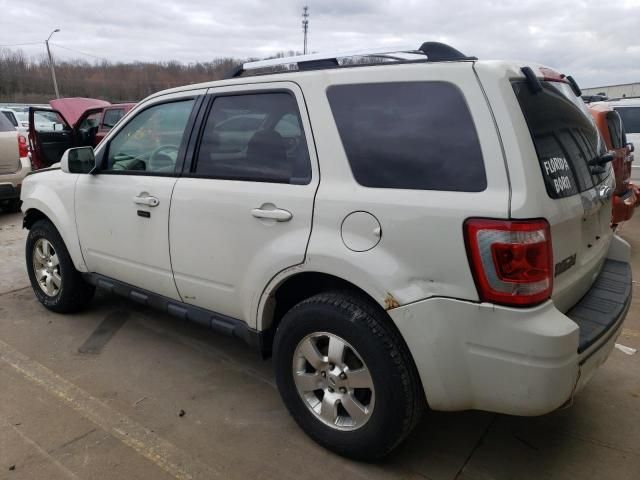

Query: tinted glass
[
  {"left": 194, "top": 93, "right": 311, "bottom": 184},
  {"left": 105, "top": 100, "right": 194, "bottom": 173},
  {"left": 0, "top": 113, "right": 14, "bottom": 132},
  {"left": 615, "top": 107, "right": 640, "bottom": 133},
  {"left": 513, "top": 81, "right": 607, "bottom": 199},
  {"left": 327, "top": 82, "right": 486, "bottom": 191},
  {"left": 2, "top": 111, "right": 18, "bottom": 127},
  {"left": 102, "top": 108, "right": 125, "bottom": 129}
]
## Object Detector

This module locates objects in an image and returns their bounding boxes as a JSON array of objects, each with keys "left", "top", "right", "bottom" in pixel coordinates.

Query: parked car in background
[
  {"left": 28, "top": 98, "right": 136, "bottom": 170},
  {"left": 96, "top": 103, "right": 136, "bottom": 144},
  {"left": 607, "top": 98, "right": 640, "bottom": 181},
  {"left": 21, "top": 43, "right": 632, "bottom": 460},
  {"left": 29, "top": 97, "right": 110, "bottom": 169},
  {"left": 588, "top": 103, "right": 638, "bottom": 225},
  {"left": 0, "top": 113, "right": 30, "bottom": 212}
]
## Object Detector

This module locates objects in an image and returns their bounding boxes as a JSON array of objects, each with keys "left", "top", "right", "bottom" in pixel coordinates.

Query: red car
[
  {"left": 29, "top": 98, "right": 135, "bottom": 169},
  {"left": 588, "top": 103, "right": 638, "bottom": 226}
]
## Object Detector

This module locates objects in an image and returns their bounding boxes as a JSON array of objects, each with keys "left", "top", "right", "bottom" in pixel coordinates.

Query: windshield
[{"left": 615, "top": 107, "right": 640, "bottom": 134}]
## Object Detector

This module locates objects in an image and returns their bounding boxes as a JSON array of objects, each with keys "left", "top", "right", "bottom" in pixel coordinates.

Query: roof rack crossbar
[{"left": 227, "top": 41, "right": 475, "bottom": 79}]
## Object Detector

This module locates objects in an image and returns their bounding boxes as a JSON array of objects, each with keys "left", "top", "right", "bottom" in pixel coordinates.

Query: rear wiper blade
[{"left": 588, "top": 152, "right": 614, "bottom": 166}]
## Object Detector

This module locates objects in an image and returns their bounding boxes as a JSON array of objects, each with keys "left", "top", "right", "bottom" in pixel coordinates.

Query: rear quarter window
[{"left": 326, "top": 82, "right": 487, "bottom": 192}]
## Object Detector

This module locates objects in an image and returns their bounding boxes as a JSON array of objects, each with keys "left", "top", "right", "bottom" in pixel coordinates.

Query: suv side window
[
  {"left": 327, "top": 82, "right": 487, "bottom": 191},
  {"left": 104, "top": 100, "right": 194, "bottom": 174},
  {"left": 193, "top": 93, "right": 311, "bottom": 184}
]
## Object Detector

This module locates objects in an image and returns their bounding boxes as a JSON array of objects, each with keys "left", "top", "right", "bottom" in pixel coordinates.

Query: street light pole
[{"left": 45, "top": 29, "right": 61, "bottom": 99}]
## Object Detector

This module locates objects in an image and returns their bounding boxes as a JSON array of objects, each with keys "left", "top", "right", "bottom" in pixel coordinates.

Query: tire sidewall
[{"left": 274, "top": 297, "right": 411, "bottom": 458}]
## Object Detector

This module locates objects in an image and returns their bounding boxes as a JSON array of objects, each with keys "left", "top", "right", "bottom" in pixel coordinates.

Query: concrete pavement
[{"left": 0, "top": 208, "right": 639, "bottom": 479}]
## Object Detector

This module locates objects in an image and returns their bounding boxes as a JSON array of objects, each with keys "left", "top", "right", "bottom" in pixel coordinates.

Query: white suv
[
  {"left": 20, "top": 42, "right": 632, "bottom": 460},
  {"left": 606, "top": 97, "right": 640, "bottom": 180}
]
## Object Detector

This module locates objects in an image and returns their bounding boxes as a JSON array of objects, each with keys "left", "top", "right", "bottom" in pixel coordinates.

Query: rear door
[
  {"left": 169, "top": 82, "right": 318, "bottom": 324},
  {"left": 28, "top": 107, "right": 73, "bottom": 169}
]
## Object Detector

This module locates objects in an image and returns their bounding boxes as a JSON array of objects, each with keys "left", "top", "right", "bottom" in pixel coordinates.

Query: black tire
[
  {"left": 26, "top": 219, "right": 95, "bottom": 313},
  {"left": 273, "top": 291, "right": 424, "bottom": 460}
]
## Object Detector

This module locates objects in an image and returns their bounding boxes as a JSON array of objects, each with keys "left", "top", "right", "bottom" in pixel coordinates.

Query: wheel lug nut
[
  {"left": 339, "top": 372, "right": 346, "bottom": 380},
  {"left": 329, "top": 363, "right": 335, "bottom": 369},
  {"left": 339, "top": 387, "right": 346, "bottom": 394},
  {"left": 328, "top": 387, "right": 334, "bottom": 393},
  {"left": 320, "top": 371, "right": 326, "bottom": 378}
]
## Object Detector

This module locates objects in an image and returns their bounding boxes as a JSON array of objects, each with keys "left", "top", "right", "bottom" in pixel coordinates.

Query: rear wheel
[
  {"left": 273, "top": 291, "right": 424, "bottom": 460},
  {"left": 26, "top": 219, "right": 95, "bottom": 313}
]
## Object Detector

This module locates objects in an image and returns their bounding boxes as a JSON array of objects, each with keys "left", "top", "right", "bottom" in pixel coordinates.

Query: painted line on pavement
[{"left": 0, "top": 338, "right": 224, "bottom": 480}]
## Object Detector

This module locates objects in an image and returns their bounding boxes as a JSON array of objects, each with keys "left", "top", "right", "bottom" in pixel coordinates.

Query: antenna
[{"left": 302, "top": 6, "right": 309, "bottom": 55}]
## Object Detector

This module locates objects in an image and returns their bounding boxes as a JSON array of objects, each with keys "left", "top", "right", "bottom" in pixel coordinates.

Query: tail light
[
  {"left": 464, "top": 218, "right": 553, "bottom": 307},
  {"left": 18, "top": 134, "right": 28, "bottom": 158}
]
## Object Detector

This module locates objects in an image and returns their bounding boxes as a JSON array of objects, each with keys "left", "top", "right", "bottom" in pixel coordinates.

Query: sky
[{"left": 1, "top": 0, "right": 639, "bottom": 88}]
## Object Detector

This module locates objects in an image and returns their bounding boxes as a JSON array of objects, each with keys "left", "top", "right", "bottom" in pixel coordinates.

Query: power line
[
  {"left": 50, "top": 43, "right": 109, "bottom": 62},
  {"left": 0, "top": 42, "right": 43, "bottom": 47}
]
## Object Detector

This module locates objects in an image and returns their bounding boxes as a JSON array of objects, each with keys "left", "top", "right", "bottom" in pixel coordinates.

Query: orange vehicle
[{"left": 588, "top": 103, "right": 638, "bottom": 226}]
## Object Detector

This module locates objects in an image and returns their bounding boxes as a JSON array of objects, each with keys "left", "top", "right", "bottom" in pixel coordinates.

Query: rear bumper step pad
[{"left": 566, "top": 259, "right": 632, "bottom": 353}]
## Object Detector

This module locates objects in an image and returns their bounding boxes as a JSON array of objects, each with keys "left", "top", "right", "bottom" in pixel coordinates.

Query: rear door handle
[
  {"left": 133, "top": 195, "right": 160, "bottom": 207},
  {"left": 251, "top": 207, "right": 292, "bottom": 222}
]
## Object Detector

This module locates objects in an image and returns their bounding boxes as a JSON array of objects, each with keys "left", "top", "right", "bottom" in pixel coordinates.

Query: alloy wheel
[
  {"left": 32, "top": 238, "right": 61, "bottom": 297},
  {"left": 292, "top": 332, "right": 375, "bottom": 431}
]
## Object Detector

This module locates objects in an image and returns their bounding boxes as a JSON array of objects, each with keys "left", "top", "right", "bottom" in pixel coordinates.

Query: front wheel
[
  {"left": 26, "top": 219, "right": 95, "bottom": 313},
  {"left": 273, "top": 291, "right": 424, "bottom": 460}
]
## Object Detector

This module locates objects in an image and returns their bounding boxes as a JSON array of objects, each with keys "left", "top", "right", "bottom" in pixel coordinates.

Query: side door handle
[
  {"left": 251, "top": 207, "right": 292, "bottom": 222},
  {"left": 133, "top": 195, "right": 160, "bottom": 207}
]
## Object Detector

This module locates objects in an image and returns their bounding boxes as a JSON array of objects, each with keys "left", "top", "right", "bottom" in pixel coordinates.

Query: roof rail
[{"left": 227, "top": 41, "right": 476, "bottom": 78}]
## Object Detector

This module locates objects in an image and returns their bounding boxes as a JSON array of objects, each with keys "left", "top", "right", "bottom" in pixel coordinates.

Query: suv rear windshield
[
  {"left": 513, "top": 80, "right": 607, "bottom": 199},
  {"left": 327, "top": 82, "right": 486, "bottom": 192},
  {"left": 615, "top": 107, "right": 640, "bottom": 134}
]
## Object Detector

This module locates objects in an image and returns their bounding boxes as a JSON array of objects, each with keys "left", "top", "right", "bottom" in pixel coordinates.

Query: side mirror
[
  {"left": 628, "top": 142, "right": 635, "bottom": 153},
  {"left": 60, "top": 147, "right": 96, "bottom": 174}
]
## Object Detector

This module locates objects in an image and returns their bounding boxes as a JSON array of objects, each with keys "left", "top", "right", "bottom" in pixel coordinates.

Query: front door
[
  {"left": 75, "top": 95, "right": 200, "bottom": 299},
  {"left": 28, "top": 107, "right": 73, "bottom": 169},
  {"left": 169, "top": 83, "right": 319, "bottom": 324}
]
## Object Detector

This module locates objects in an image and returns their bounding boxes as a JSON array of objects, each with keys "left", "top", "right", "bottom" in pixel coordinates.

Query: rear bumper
[
  {"left": 0, "top": 157, "right": 31, "bottom": 200},
  {"left": 389, "top": 238, "right": 632, "bottom": 416}
]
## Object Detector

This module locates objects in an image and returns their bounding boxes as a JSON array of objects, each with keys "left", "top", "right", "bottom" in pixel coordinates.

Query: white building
[{"left": 582, "top": 82, "right": 640, "bottom": 99}]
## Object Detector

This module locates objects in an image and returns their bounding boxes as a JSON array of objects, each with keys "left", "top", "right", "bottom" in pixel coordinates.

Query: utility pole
[
  {"left": 302, "top": 6, "right": 309, "bottom": 55},
  {"left": 46, "top": 29, "right": 61, "bottom": 99}
]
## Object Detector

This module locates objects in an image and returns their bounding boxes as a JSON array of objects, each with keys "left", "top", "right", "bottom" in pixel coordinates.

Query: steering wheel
[{"left": 148, "top": 144, "right": 179, "bottom": 171}]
